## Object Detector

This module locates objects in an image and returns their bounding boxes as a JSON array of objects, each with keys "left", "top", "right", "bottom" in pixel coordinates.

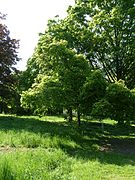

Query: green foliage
[
  {"left": 66, "top": 0, "right": 135, "bottom": 86},
  {"left": 18, "top": 56, "right": 39, "bottom": 92},
  {"left": 106, "top": 81, "right": 135, "bottom": 125},
  {"left": 20, "top": 0, "right": 135, "bottom": 120},
  {"left": 21, "top": 35, "right": 90, "bottom": 119},
  {"left": 91, "top": 98, "right": 111, "bottom": 120},
  {"left": 91, "top": 80, "right": 135, "bottom": 125},
  {"left": 21, "top": 75, "right": 64, "bottom": 115},
  {"left": 0, "top": 13, "right": 20, "bottom": 113},
  {"left": 81, "top": 70, "right": 107, "bottom": 115}
]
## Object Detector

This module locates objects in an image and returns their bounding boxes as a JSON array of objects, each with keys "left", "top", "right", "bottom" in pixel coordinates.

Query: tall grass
[
  {"left": 0, "top": 149, "right": 73, "bottom": 180},
  {"left": 0, "top": 149, "right": 135, "bottom": 179},
  {"left": 0, "top": 114, "right": 135, "bottom": 179}
]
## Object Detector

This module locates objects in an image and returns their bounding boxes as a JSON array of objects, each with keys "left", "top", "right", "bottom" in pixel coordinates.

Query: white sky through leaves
[{"left": 0, "top": 0, "right": 74, "bottom": 70}]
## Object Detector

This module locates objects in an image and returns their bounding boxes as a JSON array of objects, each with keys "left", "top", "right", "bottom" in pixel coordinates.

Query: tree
[
  {"left": 18, "top": 55, "right": 39, "bottom": 92},
  {"left": 20, "top": 0, "right": 135, "bottom": 122},
  {"left": 64, "top": 0, "right": 135, "bottom": 87},
  {"left": 0, "top": 13, "right": 20, "bottom": 113},
  {"left": 21, "top": 38, "right": 90, "bottom": 124},
  {"left": 91, "top": 80, "right": 135, "bottom": 126},
  {"left": 37, "top": 1, "right": 135, "bottom": 87}
]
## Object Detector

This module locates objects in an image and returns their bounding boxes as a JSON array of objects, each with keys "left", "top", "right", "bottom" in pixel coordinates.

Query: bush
[
  {"left": 106, "top": 80, "right": 135, "bottom": 125},
  {"left": 91, "top": 99, "right": 111, "bottom": 120},
  {"left": 91, "top": 80, "right": 135, "bottom": 126}
]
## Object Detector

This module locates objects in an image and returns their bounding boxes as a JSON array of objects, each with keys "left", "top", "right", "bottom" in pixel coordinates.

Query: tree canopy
[
  {"left": 66, "top": 0, "right": 135, "bottom": 86},
  {"left": 20, "top": 1, "right": 135, "bottom": 125},
  {"left": 0, "top": 13, "right": 20, "bottom": 113}
]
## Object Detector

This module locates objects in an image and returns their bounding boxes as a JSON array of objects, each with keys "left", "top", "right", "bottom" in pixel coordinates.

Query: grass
[{"left": 0, "top": 114, "right": 135, "bottom": 179}]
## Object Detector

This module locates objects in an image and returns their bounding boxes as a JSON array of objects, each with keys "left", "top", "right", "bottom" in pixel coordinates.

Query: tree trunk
[
  {"left": 68, "top": 107, "right": 72, "bottom": 122},
  {"left": 100, "top": 120, "right": 104, "bottom": 133},
  {"left": 77, "top": 108, "right": 81, "bottom": 126}
]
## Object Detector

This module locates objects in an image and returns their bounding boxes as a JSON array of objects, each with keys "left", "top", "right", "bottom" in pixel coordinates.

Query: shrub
[
  {"left": 91, "top": 99, "right": 111, "bottom": 120},
  {"left": 106, "top": 80, "right": 135, "bottom": 125},
  {"left": 91, "top": 80, "right": 135, "bottom": 126}
]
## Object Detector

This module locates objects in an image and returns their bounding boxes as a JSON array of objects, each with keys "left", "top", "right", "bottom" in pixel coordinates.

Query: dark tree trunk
[
  {"left": 77, "top": 108, "right": 81, "bottom": 126},
  {"left": 68, "top": 107, "right": 72, "bottom": 122},
  {"left": 0, "top": 103, "right": 2, "bottom": 113},
  {"left": 116, "top": 59, "right": 123, "bottom": 81}
]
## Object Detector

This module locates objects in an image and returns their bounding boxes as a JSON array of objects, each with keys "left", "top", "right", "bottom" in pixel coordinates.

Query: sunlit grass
[
  {"left": 0, "top": 149, "right": 73, "bottom": 180},
  {"left": 0, "top": 114, "right": 135, "bottom": 179},
  {"left": 0, "top": 149, "right": 135, "bottom": 180}
]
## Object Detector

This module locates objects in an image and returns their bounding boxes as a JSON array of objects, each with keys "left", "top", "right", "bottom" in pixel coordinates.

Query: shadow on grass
[{"left": 0, "top": 115, "right": 135, "bottom": 166}]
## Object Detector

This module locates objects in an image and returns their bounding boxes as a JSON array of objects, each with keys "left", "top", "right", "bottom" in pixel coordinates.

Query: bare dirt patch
[
  {"left": 100, "top": 138, "right": 135, "bottom": 155},
  {"left": 0, "top": 146, "right": 30, "bottom": 153}
]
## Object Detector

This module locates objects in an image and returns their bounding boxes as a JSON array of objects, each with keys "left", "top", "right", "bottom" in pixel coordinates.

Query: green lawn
[{"left": 0, "top": 114, "right": 135, "bottom": 179}]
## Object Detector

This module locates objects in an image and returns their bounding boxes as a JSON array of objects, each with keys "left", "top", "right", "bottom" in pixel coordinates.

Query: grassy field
[{"left": 0, "top": 114, "right": 135, "bottom": 179}]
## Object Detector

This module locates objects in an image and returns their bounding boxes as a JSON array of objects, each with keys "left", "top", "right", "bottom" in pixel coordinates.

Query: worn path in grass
[{"left": 100, "top": 138, "right": 135, "bottom": 155}]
